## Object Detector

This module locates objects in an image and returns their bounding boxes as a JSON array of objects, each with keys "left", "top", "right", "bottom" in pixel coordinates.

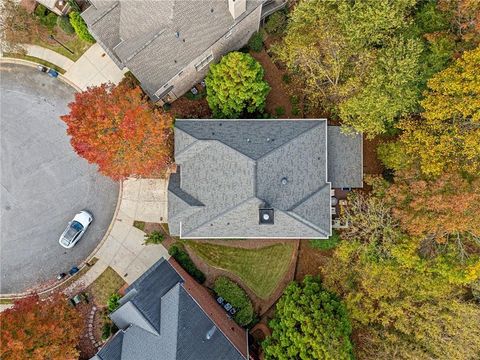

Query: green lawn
[
  {"left": 86, "top": 267, "right": 126, "bottom": 306},
  {"left": 186, "top": 242, "right": 295, "bottom": 299},
  {"left": 34, "top": 37, "right": 91, "bottom": 61}
]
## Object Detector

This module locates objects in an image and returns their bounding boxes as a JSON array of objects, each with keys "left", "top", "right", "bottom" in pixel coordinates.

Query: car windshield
[{"left": 63, "top": 220, "right": 84, "bottom": 244}]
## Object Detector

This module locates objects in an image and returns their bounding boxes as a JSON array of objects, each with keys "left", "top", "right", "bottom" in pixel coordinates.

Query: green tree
[
  {"left": 206, "top": 52, "right": 270, "bottom": 118},
  {"left": 396, "top": 46, "right": 480, "bottom": 177},
  {"left": 339, "top": 37, "right": 423, "bottom": 136},
  {"left": 263, "top": 276, "right": 354, "bottom": 360}
]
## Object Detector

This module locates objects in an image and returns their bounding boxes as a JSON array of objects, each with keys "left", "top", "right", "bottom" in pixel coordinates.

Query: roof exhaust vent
[
  {"left": 281, "top": 177, "right": 288, "bottom": 185},
  {"left": 206, "top": 326, "right": 217, "bottom": 340},
  {"left": 259, "top": 208, "right": 274, "bottom": 225}
]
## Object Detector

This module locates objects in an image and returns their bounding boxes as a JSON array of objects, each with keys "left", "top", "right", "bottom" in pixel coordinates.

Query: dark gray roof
[
  {"left": 327, "top": 127, "right": 364, "bottom": 188},
  {"left": 168, "top": 120, "right": 362, "bottom": 239},
  {"left": 93, "top": 259, "right": 245, "bottom": 360},
  {"left": 81, "top": 0, "right": 263, "bottom": 96}
]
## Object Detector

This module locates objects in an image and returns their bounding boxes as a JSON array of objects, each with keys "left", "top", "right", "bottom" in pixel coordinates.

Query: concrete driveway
[{"left": 0, "top": 63, "right": 119, "bottom": 294}]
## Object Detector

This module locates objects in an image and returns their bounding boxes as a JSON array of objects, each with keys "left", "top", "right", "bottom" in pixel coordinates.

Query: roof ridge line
[
  {"left": 287, "top": 183, "right": 330, "bottom": 211},
  {"left": 181, "top": 196, "right": 258, "bottom": 237},
  {"left": 89, "top": 1, "right": 119, "bottom": 27},
  {"left": 125, "top": 28, "right": 167, "bottom": 63},
  {"left": 283, "top": 210, "right": 330, "bottom": 238},
  {"left": 256, "top": 120, "right": 325, "bottom": 161}
]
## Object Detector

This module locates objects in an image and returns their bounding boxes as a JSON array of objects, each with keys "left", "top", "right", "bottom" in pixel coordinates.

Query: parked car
[{"left": 59, "top": 211, "right": 93, "bottom": 249}]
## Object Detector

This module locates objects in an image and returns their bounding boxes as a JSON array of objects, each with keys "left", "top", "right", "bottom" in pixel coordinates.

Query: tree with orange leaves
[
  {"left": 387, "top": 169, "right": 480, "bottom": 244},
  {"left": 0, "top": 293, "right": 84, "bottom": 360},
  {"left": 61, "top": 84, "right": 173, "bottom": 180}
]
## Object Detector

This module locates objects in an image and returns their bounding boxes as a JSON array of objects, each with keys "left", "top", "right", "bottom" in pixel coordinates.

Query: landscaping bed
[{"left": 184, "top": 240, "right": 299, "bottom": 314}]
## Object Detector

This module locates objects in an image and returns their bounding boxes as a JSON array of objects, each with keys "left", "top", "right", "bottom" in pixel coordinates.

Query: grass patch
[
  {"left": 0, "top": 299, "right": 13, "bottom": 305},
  {"left": 4, "top": 53, "right": 66, "bottom": 74},
  {"left": 310, "top": 230, "right": 340, "bottom": 250},
  {"left": 86, "top": 267, "right": 126, "bottom": 306},
  {"left": 33, "top": 36, "right": 91, "bottom": 61},
  {"left": 186, "top": 242, "right": 294, "bottom": 299},
  {"left": 133, "top": 220, "right": 146, "bottom": 231}
]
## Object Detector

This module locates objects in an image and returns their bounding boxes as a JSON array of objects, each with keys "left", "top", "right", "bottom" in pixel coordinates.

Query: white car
[{"left": 59, "top": 211, "right": 93, "bottom": 249}]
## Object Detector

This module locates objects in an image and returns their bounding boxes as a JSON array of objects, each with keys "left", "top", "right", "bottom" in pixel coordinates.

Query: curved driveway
[{"left": 0, "top": 63, "right": 118, "bottom": 294}]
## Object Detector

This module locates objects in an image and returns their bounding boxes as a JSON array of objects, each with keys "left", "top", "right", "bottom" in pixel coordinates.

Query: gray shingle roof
[
  {"left": 82, "top": 0, "right": 263, "bottom": 96},
  {"left": 168, "top": 119, "right": 362, "bottom": 239},
  {"left": 93, "top": 259, "right": 245, "bottom": 360}
]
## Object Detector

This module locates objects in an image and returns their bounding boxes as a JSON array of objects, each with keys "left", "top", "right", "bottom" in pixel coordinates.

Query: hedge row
[
  {"left": 69, "top": 11, "right": 95, "bottom": 43},
  {"left": 214, "top": 276, "right": 255, "bottom": 326},
  {"left": 169, "top": 243, "right": 206, "bottom": 284}
]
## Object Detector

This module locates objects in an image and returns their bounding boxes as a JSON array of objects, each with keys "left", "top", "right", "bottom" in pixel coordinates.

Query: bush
[
  {"left": 144, "top": 231, "right": 164, "bottom": 245},
  {"left": 67, "top": 0, "right": 81, "bottom": 12},
  {"left": 265, "top": 11, "right": 287, "bottom": 35},
  {"left": 69, "top": 11, "right": 95, "bottom": 43},
  {"left": 169, "top": 243, "right": 206, "bottom": 283},
  {"left": 248, "top": 31, "right": 263, "bottom": 52},
  {"left": 310, "top": 230, "right": 340, "bottom": 250},
  {"left": 274, "top": 106, "right": 285, "bottom": 117},
  {"left": 35, "top": 4, "right": 57, "bottom": 30},
  {"left": 107, "top": 293, "right": 120, "bottom": 313},
  {"left": 206, "top": 52, "right": 270, "bottom": 118},
  {"left": 101, "top": 322, "right": 112, "bottom": 340},
  {"left": 57, "top": 16, "right": 75, "bottom": 34},
  {"left": 214, "top": 276, "right": 255, "bottom": 327}
]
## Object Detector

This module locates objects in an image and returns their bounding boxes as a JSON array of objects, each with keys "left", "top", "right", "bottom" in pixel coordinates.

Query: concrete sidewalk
[
  {"left": 23, "top": 43, "right": 126, "bottom": 90},
  {"left": 64, "top": 178, "right": 170, "bottom": 295}
]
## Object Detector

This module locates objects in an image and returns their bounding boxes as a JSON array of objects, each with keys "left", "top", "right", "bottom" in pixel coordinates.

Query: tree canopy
[
  {"left": 61, "top": 83, "right": 173, "bottom": 180},
  {"left": 205, "top": 51, "right": 270, "bottom": 118},
  {"left": 262, "top": 276, "right": 354, "bottom": 360},
  {"left": 0, "top": 294, "right": 84, "bottom": 360}
]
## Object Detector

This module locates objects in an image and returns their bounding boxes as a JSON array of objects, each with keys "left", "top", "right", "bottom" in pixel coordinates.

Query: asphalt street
[{"left": 0, "top": 63, "right": 119, "bottom": 294}]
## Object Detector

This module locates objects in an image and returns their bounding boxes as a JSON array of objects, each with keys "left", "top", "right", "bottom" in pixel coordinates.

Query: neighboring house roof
[
  {"left": 92, "top": 259, "right": 247, "bottom": 360},
  {"left": 81, "top": 0, "right": 263, "bottom": 97},
  {"left": 168, "top": 119, "right": 363, "bottom": 239}
]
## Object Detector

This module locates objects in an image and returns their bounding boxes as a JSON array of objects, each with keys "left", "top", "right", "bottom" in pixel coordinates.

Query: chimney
[{"left": 228, "top": 0, "right": 246, "bottom": 20}]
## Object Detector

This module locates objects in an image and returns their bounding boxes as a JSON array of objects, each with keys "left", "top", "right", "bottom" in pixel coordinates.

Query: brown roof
[{"left": 168, "top": 258, "right": 249, "bottom": 359}]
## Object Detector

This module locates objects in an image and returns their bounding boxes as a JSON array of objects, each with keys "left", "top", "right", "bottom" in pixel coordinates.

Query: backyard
[{"left": 185, "top": 241, "right": 295, "bottom": 300}]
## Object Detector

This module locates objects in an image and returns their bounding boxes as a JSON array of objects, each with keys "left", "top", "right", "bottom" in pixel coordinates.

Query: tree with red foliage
[
  {"left": 0, "top": 293, "right": 84, "bottom": 360},
  {"left": 61, "top": 84, "right": 173, "bottom": 180}
]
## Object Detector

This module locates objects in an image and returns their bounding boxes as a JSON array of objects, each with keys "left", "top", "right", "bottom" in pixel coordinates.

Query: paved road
[{"left": 0, "top": 63, "right": 119, "bottom": 294}]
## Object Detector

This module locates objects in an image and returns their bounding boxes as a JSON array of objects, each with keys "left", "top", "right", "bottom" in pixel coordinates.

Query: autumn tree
[
  {"left": 0, "top": 293, "right": 84, "bottom": 360},
  {"left": 438, "top": 0, "right": 480, "bottom": 46},
  {"left": 273, "top": 0, "right": 421, "bottom": 136},
  {"left": 61, "top": 83, "right": 173, "bottom": 180},
  {"left": 323, "top": 188, "right": 480, "bottom": 360},
  {"left": 386, "top": 169, "right": 480, "bottom": 244},
  {"left": 389, "top": 46, "right": 480, "bottom": 177},
  {"left": 262, "top": 276, "right": 354, "bottom": 360},
  {"left": 205, "top": 52, "right": 270, "bottom": 118}
]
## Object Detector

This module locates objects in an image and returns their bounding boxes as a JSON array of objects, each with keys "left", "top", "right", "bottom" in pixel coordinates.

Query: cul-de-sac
[{"left": 0, "top": 0, "right": 479, "bottom": 359}]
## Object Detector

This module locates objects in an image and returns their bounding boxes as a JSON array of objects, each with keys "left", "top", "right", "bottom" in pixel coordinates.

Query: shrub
[
  {"left": 248, "top": 31, "right": 263, "bottom": 52},
  {"left": 169, "top": 243, "right": 206, "bottom": 283},
  {"left": 206, "top": 52, "right": 270, "bottom": 118},
  {"left": 67, "top": 0, "right": 81, "bottom": 12},
  {"left": 274, "top": 106, "right": 285, "bottom": 117},
  {"left": 35, "top": 5, "right": 57, "bottom": 30},
  {"left": 107, "top": 293, "right": 120, "bottom": 313},
  {"left": 264, "top": 11, "right": 287, "bottom": 35},
  {"left": 57, "top": 15, "right": 75, "bottom": 34},
  {"left": 69, "top": 11, "right": 95, "bottom": 43},
  {"left": 101, "top": 322, "right": 112, "bottom": 340},
  {"left": 144, "top": 231, "right": 164, "bottom": 245},
  {"left": 310, "top": 230, "right": 340, "bottom": 250},
  {"left": 214, "top": 276, "right": 255, "bottom": 327}
]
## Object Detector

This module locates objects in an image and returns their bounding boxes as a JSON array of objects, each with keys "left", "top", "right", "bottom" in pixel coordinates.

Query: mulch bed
[
  {"left": 250, "top": 49, "right": 293, "bottom": 118},
  {"left": 169, "top": 96, "right": 212, "bottom": 119},
  {"left": 294, "top": 241, "right": 334, "bottom": 282},
  {"left": 363, "top": 136, "right": 386, "bottom": 175},
  {"left": 76, "top": 302, "right": 96, "bottom": 360}
]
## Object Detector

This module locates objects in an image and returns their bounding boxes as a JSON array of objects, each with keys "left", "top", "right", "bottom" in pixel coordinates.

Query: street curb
[
  {"left": 0, "top": 57, "right": 82, "bottom": 92},
  {"left": 0, "top": 181, "right": 123, "bottom": 300},
  {"left": 0, "top": 59, "right": 124, "bottom": 299}
]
